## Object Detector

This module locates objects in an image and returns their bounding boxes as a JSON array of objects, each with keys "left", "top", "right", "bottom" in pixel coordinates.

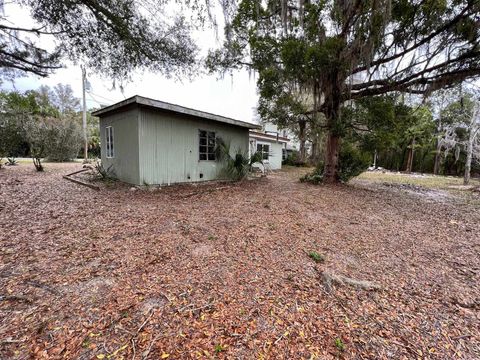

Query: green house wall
[
  {"left": 99, "top": 107, "right": 140, "bottom": 185},
  {"left": 100, "top": 106, "right": 250, "bottom": 185}
]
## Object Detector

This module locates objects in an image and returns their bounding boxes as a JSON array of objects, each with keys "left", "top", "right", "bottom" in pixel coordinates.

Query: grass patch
[
  {"left": 308, "top": 251, "right": 325, "bottom": 263},
  {"left": 334, "top": 338, "right": 345, "bottom": 351},
  {"left": 81, "top": 338, "right": 91, "bottom": 348},
  {"left": 214, "top": 344, "right": 227, "bottom": 353},
  {"left": 356, "top": 171, "right": 480, "bottom": 190}
]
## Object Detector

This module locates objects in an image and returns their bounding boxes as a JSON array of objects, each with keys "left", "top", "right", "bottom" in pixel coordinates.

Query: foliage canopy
[
  {"left": 0, "top": 0, "right": 198, "bottom": 81},
  {"left": 209, "top": 0, "right": 480, "bottom": 181}
]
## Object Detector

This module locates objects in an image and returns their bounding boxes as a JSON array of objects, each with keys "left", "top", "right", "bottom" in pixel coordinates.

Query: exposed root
[
  {"left": 0, "top": 294, "right": 33, "bottom": 303},
  {"left": 322, "top": 271, "right": 381, "bottom": 292}
]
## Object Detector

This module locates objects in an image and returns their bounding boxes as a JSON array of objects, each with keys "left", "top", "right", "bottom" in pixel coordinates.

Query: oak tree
[
  {"left": 0, "top": 0, "right": 198, "bottom": 81},
  {"left": 209, "top": 0, "right": 480, "bottom": 182}
]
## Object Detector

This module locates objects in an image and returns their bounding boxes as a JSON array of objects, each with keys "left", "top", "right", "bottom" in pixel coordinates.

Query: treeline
[
  {"left": 285, "top": 90, "right": 480, "bottom": 179},
  {"left": 0, "top": 85, "right": 99, "bottom": 170}
]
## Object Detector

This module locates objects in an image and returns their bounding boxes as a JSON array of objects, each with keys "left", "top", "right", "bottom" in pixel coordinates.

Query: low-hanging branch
[{"left": 0, "top": 24, "right": 65, "bottom": 35}]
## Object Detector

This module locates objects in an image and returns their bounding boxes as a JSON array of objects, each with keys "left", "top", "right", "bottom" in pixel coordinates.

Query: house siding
[
  {"left": 266, "top": 141, "right": 283, "bottom": 170},
  {"left": 250, "top": 138, "right": 284, "bottom": 170},
  {"left": 99, "top": 107, "right": 140, "bottom": 184},
  {"left": 138, "top": 107, "right": 249, "bottom": 185}
]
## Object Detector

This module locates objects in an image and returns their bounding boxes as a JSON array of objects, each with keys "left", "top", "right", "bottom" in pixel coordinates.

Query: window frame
[
  {"left": 105, "top": 126, "right": 114, "bottom": 158},
  {"left": 199, "top": 129, "right": 216, "bottom": 161},
  {"left": 256, "top": 143, "right": 270, "bottom": 161}
]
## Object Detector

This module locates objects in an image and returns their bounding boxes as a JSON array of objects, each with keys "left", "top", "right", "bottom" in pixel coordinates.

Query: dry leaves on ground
[{"left": 0, "top": 163, "right": 479, "bottom": 359}]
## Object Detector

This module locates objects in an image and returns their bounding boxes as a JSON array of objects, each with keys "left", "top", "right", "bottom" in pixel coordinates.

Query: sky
[{"left": 2, "top": 2, "right": 260, "bottom": 124}]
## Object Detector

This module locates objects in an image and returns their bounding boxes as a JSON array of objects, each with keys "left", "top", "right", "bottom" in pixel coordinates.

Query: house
[
  {"left": 92, "top": 95, "right": 261, "bottom": 185},
  {"left": 249, "top": 126, "right": 289, "bottom": 170}
]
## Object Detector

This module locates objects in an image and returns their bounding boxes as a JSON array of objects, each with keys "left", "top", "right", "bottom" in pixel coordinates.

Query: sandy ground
[{"left": 0, "top": 163, "right": 479, "bottom": 359}]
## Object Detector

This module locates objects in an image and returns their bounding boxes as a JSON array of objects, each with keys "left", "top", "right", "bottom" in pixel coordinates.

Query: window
[
  {"left": 256, "top": 143, "right": 270, "bottom": 160},
  {"left": 106, "top": 126, "right": 114, "bottom": 158},
  {"left": 199, "top": 130, "right": 216, "bottom": 161}
]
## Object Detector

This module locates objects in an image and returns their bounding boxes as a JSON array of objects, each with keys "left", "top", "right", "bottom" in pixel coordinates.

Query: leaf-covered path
[{"left": 1, "top": 164, "right": 479, "bottom": 359}]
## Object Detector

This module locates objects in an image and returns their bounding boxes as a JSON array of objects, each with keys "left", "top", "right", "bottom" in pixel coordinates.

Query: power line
[
  {"left": 87, "top": 92, "right": 109, "bottom": 107},
  {"left": 86, "top": 90, "right": 116, "bottom": 104}
]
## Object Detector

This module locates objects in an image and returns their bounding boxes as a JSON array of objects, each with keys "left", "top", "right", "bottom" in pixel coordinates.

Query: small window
[
  {"left": 199, "top": 130, "right": 215, "bottom": 161},
  {"left": 106, "top": 126, "right": 114, "bottom": 158},
  {"left": 256, "top": 143, "right": 269, "bottom": 160}
]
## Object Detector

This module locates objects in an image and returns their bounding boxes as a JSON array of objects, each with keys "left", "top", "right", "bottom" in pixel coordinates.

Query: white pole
[{"left": 81, "top": 66, "right": 88, "bottom": 162}]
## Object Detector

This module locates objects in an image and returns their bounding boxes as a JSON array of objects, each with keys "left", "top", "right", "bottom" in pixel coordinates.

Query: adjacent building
[{"left": 249, "top": 130, "right": 289, "bottom": 170}]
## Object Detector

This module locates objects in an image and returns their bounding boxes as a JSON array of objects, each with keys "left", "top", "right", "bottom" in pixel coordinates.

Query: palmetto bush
[{"left": 215, "top": 137, "right": 263, "bottom": 181}]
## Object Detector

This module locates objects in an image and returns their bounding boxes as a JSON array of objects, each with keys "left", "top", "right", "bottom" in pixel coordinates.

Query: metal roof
[{"left": 91, "top": 95, "right": 261, "bottom": 130}]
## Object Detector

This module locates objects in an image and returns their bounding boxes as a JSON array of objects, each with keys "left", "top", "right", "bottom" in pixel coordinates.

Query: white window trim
[
  {"left": 256, "top": 141, "right": 270, "bottom": 162},
  {"left": 106, "top": 126, "right": 114, "bottom": 158}
]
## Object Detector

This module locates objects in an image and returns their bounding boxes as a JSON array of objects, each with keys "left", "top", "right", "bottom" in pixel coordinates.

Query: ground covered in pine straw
[{"left": 1, "top": 163, "right": 479, "bottom": 359}]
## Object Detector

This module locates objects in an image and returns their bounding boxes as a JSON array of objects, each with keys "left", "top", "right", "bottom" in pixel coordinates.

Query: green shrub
[
  {"left": 337, "top": 143, "right": 370, "bottom": 182},
  {"left": 282, "top": 151, "right": 308, "bottom": 166},
  {"left": 300, "top": 163, "right": 324, "bottom": 184},
  {"left": 215, "top": 137, "right": 263, "bottom": 180},
  {"left": 44, "top": 117, "right": 83, "bottom": 161},
  {"left": 300, "top": 143, "right": 370, "bottom": 183},
  {"left": 24, "top": 118, "right": 49, "bottom": 171},
  {"left": 23, "top": 116, "right": 83, "bottom": 170},
  {"left": 0, "top": 117, "right": 24, "bottom": 160}
]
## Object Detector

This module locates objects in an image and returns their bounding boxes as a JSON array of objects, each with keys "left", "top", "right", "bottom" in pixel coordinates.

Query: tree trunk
[
  {"left": 405, "top": 138, "right": 415, "bottom": 173},
  {"left": 322, "top": 96, "right": 342, "bottom": 183},
  {"left": 281, "top": 0, "right": 288, "bottom": 35},
  {"left": 310, "top": 141, "right": 317, "bottom": 162},
  {"left": 321, "top": 71, "right": 343, "bottom": 183},
  {"left": 299, "top": 0, "right": 305, "bottom": 28},
  {"left": 434, "top": 118, "right": 442, "bottom": 175},
  {"left": 309, "top": 128, "right": 322, "bottom": 164},
  {"left": 324, "top": 131, "right": 341, "bottom": 183},
  {"left": 298, "top": 119, "right": 306, "bottom": 163},
  {"left": 464, "top": 129, "right": 474, "bottom": 185},
  {"left": 433, "top": 143, "right": 441, "bottom": 175}
]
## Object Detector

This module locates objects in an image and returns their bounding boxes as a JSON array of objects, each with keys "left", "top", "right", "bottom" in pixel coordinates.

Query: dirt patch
[
  {"left": 191, "top": 244, "right": 216, "bottom": 257},
  {"left": 353, "top": 178, "right": 455, "bottom": 203},
  {"left": 138, "top": 295, "right": 169, "bottom": 315},
  {"left": 70, "top": 277, "right": 115, "bottom": 299},
  {"left": 0, "top": 163, "right": 479, "bottom": 359}
]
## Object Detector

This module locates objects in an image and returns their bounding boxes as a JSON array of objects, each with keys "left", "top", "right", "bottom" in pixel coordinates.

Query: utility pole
[{"left": 81, "top": 65, "right": 88, "bottom": 162}]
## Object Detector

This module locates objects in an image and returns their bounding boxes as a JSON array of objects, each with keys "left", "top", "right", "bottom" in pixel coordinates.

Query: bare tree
[{"left": 463, "top": 101, "right": 480, "bottom": 185}]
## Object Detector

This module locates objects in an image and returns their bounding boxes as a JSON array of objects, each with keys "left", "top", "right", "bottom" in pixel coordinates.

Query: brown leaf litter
[{"left": 0, "top": 163, "right": 479, "bottom": 359}]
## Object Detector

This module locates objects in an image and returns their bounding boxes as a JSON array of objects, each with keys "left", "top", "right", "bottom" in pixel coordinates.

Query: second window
[{"left": 257, "top": 143, "right": 269, "bottom": 160}]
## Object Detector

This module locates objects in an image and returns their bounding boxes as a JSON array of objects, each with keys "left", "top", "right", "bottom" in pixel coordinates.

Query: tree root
[
  {"left": 0, "top": 294, "right": 33, "bottom": 303},
  {"left": 321, "top": 271, "right": 381, "bottom": 292}
]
